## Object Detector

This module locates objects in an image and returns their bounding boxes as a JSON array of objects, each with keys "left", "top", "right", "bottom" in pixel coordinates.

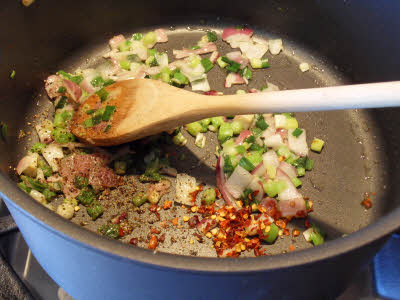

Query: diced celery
[
  {"left": 231, "top": 120, "right": 243, "bottom": 135},
  {"left": 51, "top": 128, "right": 75, "bottom": 144},
  {"left": 132, "top": 193, "right": 148, "bottom": 207},
  {"left": 195, "top": 133, "right": 206, "bottom": 148},
  {"left": 30, "top": 142, "right": 46, "bottom": 153},
  {"left": 263, "top": 180, "right": 287, "bottom": 197},
  {"left": 201, "top": 58, "right": 214, "bottom": 72},
  {"left": 202, "top": 188, "right": 216, "bottom": 205},
  {"left": 222, "top": 139, "right": 238, "bottom": 156},
  {"left": 142, "top": 31, "right": 157, "bottom": 47},
  {"left": 311, "top": 138, "right": 325, "bottom": 152},
  {"left": 211, "top": 116, "right": 224, "bottom": 129},
  {"left": 263, "top": 223, "right": 279, "bottom": 243},
  {"left": 246, "top": 151, "right": 263, "bottom": 166},
  {"left": 305, "top": 157, "right": 314, "bottom": 170},
  {"left": 266, "top": 165, "right": 277, "bottom": 179},
  {"left": 218, "top": 122, "right": 233, "bottom": 142},
  {"left": 276, "top": 146, "right": 291, "bottom": 158},
  {"left": 186, "top": 122, "right": 203, "bottom": 137},
  {"left": 291, "top": 177, "right": 302, "bottom": 187},
  {"left": 119, "top": 40, "right": 132, "bottom": 52},
  {"left": 172, "top": 131, "right": 187, "bottom": 146},
  {"left": 120, "top": 60, "right": 131, "bottom": 71},
  {"left": 160, "top": 72, "right": 170, "bottom": 83},
  {"left": 239, "top": 156, "right": 255, "bottom": 172},
  {"left": 296, "top": 167, "right": 306, "bottom": 177},
  {"left": 200, "top": 118, "right": 211, "bottom": 127}
]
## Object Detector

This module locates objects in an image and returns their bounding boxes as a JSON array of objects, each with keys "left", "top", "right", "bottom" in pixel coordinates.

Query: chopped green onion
[
  {"left": 54, "top": 111, "right": 73, "bottom": 128},
  {"left": 38, "top": 160, "right": 52, "bottom": 177},
  {"left": 250, "top": 58, "right": 270, "bottom": 69},
  {"left": 251, "top": 127, "right": 263, "bottom": 137},
  {"left": 132, "top": 193, "right": 148, "bottom": 207},
  {"left": 18, "top": 182, "right": 31, "bottom": 194},
  {"left": 235, "top": 145, "right": 246, "bottom": 154},
  {"left": 86, "top": 109, "right": 96, "bottom": 115},
  {"left": 90, "top": 76, "right": 105, "bottom": 87},
  {"left": 171, "top": 71, "right": 188, "bottom": 85},
  {"left": 292, "top": 157, "right": 306, "bottom": 168},
  {"left": 102, "top": 105, "right": 116, "bottom": 121},
  {"left": 142, "top": 31, "right": 157, "bottom": 47},
  {"left": 30, "top": 142, "right": 46, "bottom": 153},
  {"left": 207, "top": 31, "right": 218, "bottom": 42},
  {"left": 218, "top": 122, "right": 233, "bottom": 142},
  {"left": 51, "top": 128, "right": 75, "bottom": 144},
  {"left": 276, "top": 146, "right": 291, "bottom": 158},
  {"left": 103, "top": 79, "right": 115, "bottom": 87},
  {"left": 244, "top": 135, "right": 255, "bottom": 144},
  {"left": 132, "top": 33, "right": 143, "bottom": 40},
  {"left": 256, "top": 115, "right": 269, "bottom": 130},
  {"left": 120, "top": 60, "right": 131, "bottom": 70},
  {"left": 217, "top": 56, "right": 228, "bottom": 68},
  {"left": 10, "top": 70, "right": 16, "bottom": 79},
  {"left": 239, "top": 156, "right": 255, "bottom": 172},
  {"left": 57, "top": 70, "right": 83, "bottom": 84},
  {"left": 57, "top": 86, "right": 66, "bottom": 93},
  {"left": 96, "top": 88, "right": 109, "bottom": 102},
  {"left": 292, "top": 128, "right": 303, "bottom": 137},
  {"left": 223, "top": 155, "right": 234, "bottom": 174},
  {"left": 55, "top": 96, "right": 68, "bottom": 109},
  {"left": 201, "top": 58, "right": 214, "bottom": 73},
  {"left": 104, "top": 125, "right": 112, "bottom": 132},
  {"left": 87, "top": 201, "right": 103, "bottom": 221},
  {"left": 77, "top": 188, "right": 95, "bottom": 206},
  {"left": 226, "top": 61, "right": 241, "bottom": 73},
  {"left": 191, "top": 45, "right": 201, "bottom": 50},
  {"left": 202, "top": 188, "right": 216, "bottom": 205},
  {"left": 241, "top": 67, "right": 252, "bottom": 80},
  {"left": 263, "top": 223, "right": 279, "bottom": 243},
  {"left": 119, "top": 40, "right": 132, "bottom": 52},
  {"left": 311, "top": 138, "right": 325, "bottom": 152},
  {"left": 43, "top": 189, "right": 56, "bottom": 201},
  {"left": 148, "top": 49, "right": 157, "bottom": 56},
  {"left": 305, "top": 157, "right": 314, "bottom": 170},
  {"left": 246, "top": 151, "right": 263, "bottom": 166}
]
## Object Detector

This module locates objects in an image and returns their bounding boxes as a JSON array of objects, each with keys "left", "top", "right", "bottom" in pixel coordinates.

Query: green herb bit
[
  {"left": 226, "top": 62, "right": 241, "bottom": 73},
  {"left": 90, "top": 76, "right": 105, "bottom": 87},
  {"left": 22, "top": 176, "right": 47, "bottom": 193},
  {"left": 98, "top": 223, "right": 120, "bottom": 239},
  {"left": 57, "top": 86, "right": 67, "bottom": 93},
  {"left": 305, "top": 157, "right": 314, "bottom": 170},
  {"left": 74, "top": 176, "right": 89, "bottom": 189},
  {"left": 86, "top": 109, "right": 96, "bottom": 115},
  {"left": 132, "top": 33, "right": 143, "bottom": 40},
  {"left": 38, "top": 160, "right": 52, "bottom": 177},
  {"left": 223, "top": 155, "right": 234, "bottom": 175},
  {"left": 207, "top": 31, "right": 218, "bottom": 42},
  {"left": 96, "top": 88, "right": 109, "bottom": 102},
  {"left": 201, "top": 58, "right": 214, "bottom": 73},
  {"left": 51, "top": 128, "right": 75, "bottom": 143},
  {"left": 191, "top": 45, "right": 201, "bottom": 50},
  {"left": 292, "top": 128, "right": 303, "bottom": 137},
  {"left": 102, "top": 106, "right": 116, "bottom": 121},
  {"left": 103, "top": 79, "right": 115, "bottom": 87},
  {"left": 10, "top": 70, "right": 16, "bottom": 79},
  {"left": 87, "top": 201, "right": 103, "bottom": 221},
  {"left": 77, "top": 188, "right": 95, "bottom": 206},
  {"left": 30, "top": 142, "right": 46, "bottom": 153},
  {"left": 239, "top": 156, "right": 255, "bottom": 172},
  {"left": 132, "top": 193, "right": 148, "bottom": 207},
  {"left": 18, "top": 182, "right": 32, "bottom": 194},
  {"left": 55, "top": 96, "right": 68, "bottom": 109},
  {"left": 241, "top": 67, "right": 252, "bottom": 80},
  {"left": 252, "top": 127, "right": 263, "bottom": 137},
  {"left": 120, "top": 60, "right": 131, "bottom": 70},
  {"left": 202, "top": 188, "right": 216, "bottom": 205},
  {"left": 56, "top": 70, "right": 83, "bottom": 84},
  {"left": 244, "top": 135, "right": 255, "bottom": 144},
  {"left": 43, "top": 189, "right": 56, "bottom": 201},
  {"left": 255, "top": 115, "right": 269, "bottom": 130},
  {"left": 104, "top": 125, "right": 112, "bottom": 132}
]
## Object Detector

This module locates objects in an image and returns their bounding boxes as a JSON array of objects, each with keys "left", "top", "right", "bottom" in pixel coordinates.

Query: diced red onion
[
  {"left": 173, "top": 42, "right": 217, "bottom": 59},
  {"left": 226, "top": 51, "right": 248, "bottom": 68},
  {"left": 155, "top": 29, "right": 168, "bottom": 43},
  {"left": 44, "top": 75, "right": 62, "bottom": 99},
  {"left": 225, "top": 165, "right": 253, "bottom": 199},
  {"left": 235, "top": 130, "right": 252, "bottom": 145},
  {"left": 63, "top": 79, "right": 82, "bottom": 103},
  {"left": 209, "top": 51, "right": 220, "bottom": 63},
  {"left": 225, "top": 73, "right": 246, "bottom": 88},
  {"left": 278, "top": 161, "right": 297, "bottom": 179},
  {"left": 239, "top": 40, "right": 269, "bottom": 59},
  {"left": 216, "top": 156, "right": 239, "bottom": 208}
]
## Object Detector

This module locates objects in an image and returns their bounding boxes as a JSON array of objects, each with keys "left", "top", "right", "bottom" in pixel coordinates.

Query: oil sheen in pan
[{"left": 23, "top": 27, "right": 386, "bottom": 257}]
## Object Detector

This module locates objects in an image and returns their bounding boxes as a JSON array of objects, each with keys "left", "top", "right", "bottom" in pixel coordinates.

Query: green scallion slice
[
  {"left": 201, "top": 58, "right": 214, "bottom": 73},
  {"left": 96, "top": 88, "right": 109, "bottom": 102},
  {"left": 292, "top": 128, "right": 303, "bottom": 137},
  {"left": 102, "top": 106, "right": 116, "bottom": 121}
]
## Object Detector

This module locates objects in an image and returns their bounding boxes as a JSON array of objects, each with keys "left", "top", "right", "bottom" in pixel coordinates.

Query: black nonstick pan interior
[{"left": 4, "top": 20, "right": 392, "bottom": 257}]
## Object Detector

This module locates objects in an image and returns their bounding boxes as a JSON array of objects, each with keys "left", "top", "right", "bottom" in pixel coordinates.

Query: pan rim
[{"left": 1, "top": 173, "right": 399, "bottom": 273}]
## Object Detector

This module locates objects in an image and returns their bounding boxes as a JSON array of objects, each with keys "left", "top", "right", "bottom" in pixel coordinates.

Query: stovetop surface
[{"left": 0, "top": 200, "right": 398, "bottom": 300}]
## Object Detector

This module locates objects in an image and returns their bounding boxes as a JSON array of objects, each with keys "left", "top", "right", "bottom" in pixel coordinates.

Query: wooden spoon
[{"left": 71, "top": 79, "right": 400, "bottom": 146}]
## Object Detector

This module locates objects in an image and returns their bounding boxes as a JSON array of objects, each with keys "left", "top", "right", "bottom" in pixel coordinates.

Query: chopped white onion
[
  {"left": 299, "top": 62, "right": 310, "bottom": 72},
  {"left": 225, "top": 165, "right": 253, "bottom": 198},
  {"left": 268, "top": 39, "right": 283, "bottom": 55},
  {"left": 29, "top": 190, "right": 45, "bottom": 204},
  {"left": 42, "top": 143, "right": 64, "bottom": 172}
]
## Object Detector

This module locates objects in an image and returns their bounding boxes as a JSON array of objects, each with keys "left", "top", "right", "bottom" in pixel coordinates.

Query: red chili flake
[
  {"left": 283, "top": 228, "right": 290, "bottom": 236},
  {"left": 172, "top": 217, "right": 178, "bottom": 226},
  {"left": 304, "top": 219, "right": 311, "bottom": 228},
  {"left": 148, "top": 235, "right": 158, "bottom": 250},
  {"left": 189, "top": 185, "right": 204, "bottom": 203},
  {"left": 361, "top": 196, "right": 373, "bottom": 209},
  {"left": 159, "top": 233, "right": 166, "bottom": 243},
  {"left": 111, "top": 216, "right": 120, "bottom": 224},
  {"left": 149, "top": 204, "right": 158, "bottom": 213},
  {"left": 275, "top": 219, "right": 287, "bottom": 229},
  {"left": 215, "top": 188, "right": 221, "bottom": 199},
  {"left": 292, "top": 229, "right": 300, "bottom": 237},
  {"left": 119, "top": 227, "right": 125, "bottom": 237},
  {"left": 163, "top": 200, "right": 172, "bottom": 210},
  {"left": 129, "top": 238, "right": 138, "bottom": 245},
  {"left": 289, "top": 244, "right": 295, "bottom": 252},
  {"left": 119, "top": 211, "right": 127, "bottom": 220},
  {"left": 151, "top": 228, "right": 161, "bottom": 234},
  {"left": 160, "top": 220, "right": 168, "bottom": 228},
  {"left": 188, "top": 215, "right": 199, "bottom": 228}
]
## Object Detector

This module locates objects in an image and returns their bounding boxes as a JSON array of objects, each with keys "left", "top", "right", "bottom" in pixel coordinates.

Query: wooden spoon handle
[{"left": 204, "top": 81, "right": 400, "bottom": 116}]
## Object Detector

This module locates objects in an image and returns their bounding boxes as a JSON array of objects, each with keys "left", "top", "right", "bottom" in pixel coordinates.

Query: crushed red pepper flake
[
  {"left": 362, "top": 193, "right": 373, "bottom": 209},
  {"left": 189, "top": 185, "right": 204, "bottom": 203},
  {"left": 151, "top": 228, "right": 161, "bottom": 234},
  {"left": 292, "top": 229, "right": 300, "bottom": 237},
  {"left": 171, "top": 217, "right": 178, "bottom": 226},
  {"left": 163, "top": 200, "right": 172, "bottom": 210},
  {"left": 289, "top": 244, "right": 295, "bottom": 251},
  {"left": 148, "top": 235, "right": 158, "bottom": 250},
  {"left": 129, "top": 237, "right": 138, "bottom": 245}
]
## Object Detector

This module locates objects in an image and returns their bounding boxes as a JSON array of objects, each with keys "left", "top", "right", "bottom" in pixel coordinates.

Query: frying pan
[{"left": 0, "top": 0, "right": 400, "bottom": 299}]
